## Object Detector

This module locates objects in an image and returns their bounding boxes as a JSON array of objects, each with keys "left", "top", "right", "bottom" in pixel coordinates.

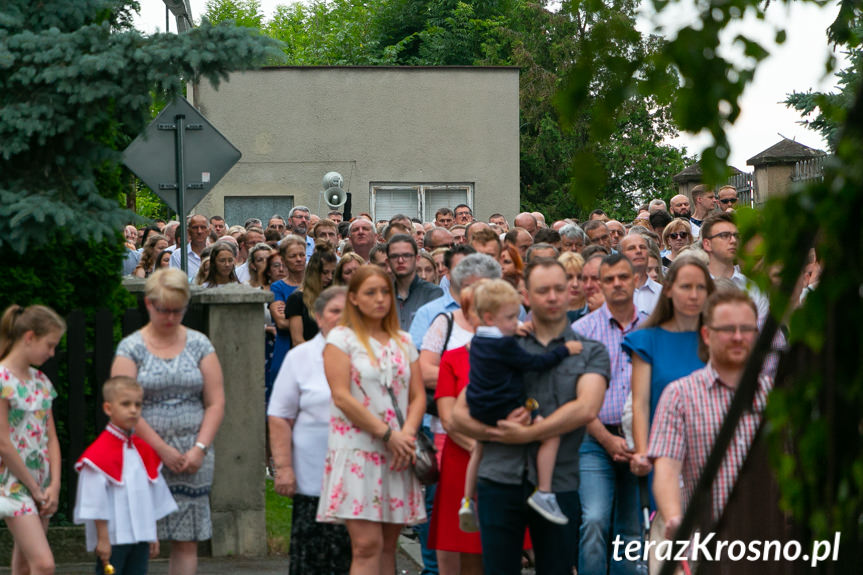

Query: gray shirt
[
  {"left": 396, "top": 274, "right": 444, "bottom": 333},
  {"left": 478, "top": 326, "right": 610, "bottom": 492}
]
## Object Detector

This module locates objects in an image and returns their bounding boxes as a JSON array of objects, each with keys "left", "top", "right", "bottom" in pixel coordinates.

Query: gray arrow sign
[{"left": 123, "top": 96, "right": 241, "bottom": 214}]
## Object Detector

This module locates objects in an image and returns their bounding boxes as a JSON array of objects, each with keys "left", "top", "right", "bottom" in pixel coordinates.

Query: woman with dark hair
[
  {"left": 318, "top": 265, "right": 426, "bottom": 574},
  {"left": 623, "top": 255, "right": 715, "bottom": 480},
  {"left": 134, "top": 234, "right": 169, "bottom": 278},
  {"left": 201, "top": 243, "right": 239, "bottom": 288},
  {"left": 155, "top": 249, "right": 173, "bottom": 272},
  {"left": 268, "top": 235, "right": 307, "bottom": 399},
  {"left": 284, "top": 242, "right": 338, "bottom": 347}
]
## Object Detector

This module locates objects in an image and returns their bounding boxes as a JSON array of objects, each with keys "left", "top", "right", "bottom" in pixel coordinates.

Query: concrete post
[{"left": 193, "top": 285, "right": 273, "bottom": 557}]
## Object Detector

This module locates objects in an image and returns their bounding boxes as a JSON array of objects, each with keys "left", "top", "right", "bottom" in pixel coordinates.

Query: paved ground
[{"left": 0, "top": 538, "right": 423, "bottom": 574}]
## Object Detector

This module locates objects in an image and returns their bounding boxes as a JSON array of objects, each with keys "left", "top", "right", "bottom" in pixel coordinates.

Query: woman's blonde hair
[
  {"left": 145, "top": 268, "right": 191, "bottom": 306},
  {"left": 341, "top": 265, "right": 403, "bottom": 361},
  {"left": 417, "top": 251, "right": 439, "bottom": 284},
  {"left": 0, "top": 305, "right": 66, "bottom": 361},
  {"left": 662, "top": 218, "right": 693, "bottom": 246},
  {"left": 278, "top": 234, "right": 307, "bottom": 259},
  {"left": 473, "top": 279, "right": 521, "bottom": 317},
  {"left": 558, "top": 251, "right": 585, "bottom": 275}
]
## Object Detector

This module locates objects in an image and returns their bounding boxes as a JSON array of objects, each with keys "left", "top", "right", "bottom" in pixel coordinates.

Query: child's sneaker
[
  {"left": 527, "top": 490, "right": 569, "bottom": 525},
  {"left": 458, "top": 497, "right": 479, "bottom": 533}
]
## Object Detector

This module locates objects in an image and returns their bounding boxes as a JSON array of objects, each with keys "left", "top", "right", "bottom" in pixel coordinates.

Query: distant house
[
  {"left": 747, "top": 139, "right": 825, "bottom": 200},
  {"left": 190, "top": 66, "right": 520, "bottom": 225}
]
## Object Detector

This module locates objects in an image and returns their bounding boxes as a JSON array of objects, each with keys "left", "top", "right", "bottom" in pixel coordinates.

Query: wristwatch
[{"left": 195, "top": 441, "right": 209, "bottom": 454}]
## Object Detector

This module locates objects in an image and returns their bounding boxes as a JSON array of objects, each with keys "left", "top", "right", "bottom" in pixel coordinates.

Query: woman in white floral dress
[{"left": 318, "top": 265, "right": 426, "bottom": 575}]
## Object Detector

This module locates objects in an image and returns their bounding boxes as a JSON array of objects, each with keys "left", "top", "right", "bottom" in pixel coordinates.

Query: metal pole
[{"left": 176, "top": 114, "right": 187, "bottom": 274}]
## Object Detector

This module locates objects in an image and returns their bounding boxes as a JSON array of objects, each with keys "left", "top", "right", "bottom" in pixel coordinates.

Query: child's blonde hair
[
  {"left": 102, "top": 376, "right": 142, "bottom": 402},
  {"left": 0, "top": 304, "right": 66, "bottom": 361},
  {"left": 473, "top": 279, "right": 521, "bottom": 318}
]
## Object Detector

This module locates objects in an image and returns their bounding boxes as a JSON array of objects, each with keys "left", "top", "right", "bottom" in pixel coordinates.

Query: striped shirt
[
  {"left": 572, "top": 304, "right": 647, "bottom": 424},
  {"left": 647, "top": 364, "right": 773, "bottom": 520}
]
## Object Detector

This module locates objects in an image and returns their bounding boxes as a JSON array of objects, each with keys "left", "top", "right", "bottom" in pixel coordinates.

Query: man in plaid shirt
[
  {"left": 572, "top": 253, "right": 648, "bottom": 575},
  {"left": 648, "top": 289, "right": 773, "bottom": 539}
]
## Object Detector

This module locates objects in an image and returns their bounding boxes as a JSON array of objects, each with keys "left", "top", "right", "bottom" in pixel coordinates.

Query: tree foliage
[
  {"left": 0, "top": 0, "right": 280, "bottom": 254},
  {"left": 784, "top": 24, "right": 862, "bottom": 152},
  {"left": 204, "top": 0, "right": 690, "bottom": 221},
  {"left": 555, "top": 0, "right": 862, "bottom": 567}
]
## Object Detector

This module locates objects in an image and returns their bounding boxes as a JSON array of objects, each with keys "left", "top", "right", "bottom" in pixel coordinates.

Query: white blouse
[{"left": 267, "top": 333, "right": 333, "bottom": 496}]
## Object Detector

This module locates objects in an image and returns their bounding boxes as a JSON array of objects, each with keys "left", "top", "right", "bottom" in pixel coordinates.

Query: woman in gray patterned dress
[{"left": 111, "top": 268, "right": 225, "bottom": 575}]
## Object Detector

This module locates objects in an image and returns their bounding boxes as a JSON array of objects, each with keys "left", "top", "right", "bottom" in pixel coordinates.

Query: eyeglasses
[
  {"left": 152, "top": 304, "right": 187, "bottom": 316},
  {"left": 668, "top": 232, "right": 690, "bottom": 240},
  {"left": 455, "top": 211, "right": 471, "bottom": 217},
  {"left": 708, "top": 324, "right": 758, "bottom": 335},
  {"left": 706, "top": 231, "right": 740, "bottom": 241},
  {"left": 719, "top": 198, "right": 738, "bottom": 205},
  {"left": 388, "top": 253, "right": 415, "bottom": 261}
]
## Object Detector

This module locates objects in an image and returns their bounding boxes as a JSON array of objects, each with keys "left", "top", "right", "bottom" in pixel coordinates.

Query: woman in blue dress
[
  {"left": 267, "top": 235, "right": 307, "bottom": 401},
  {"left": 623, "top": 256, "right": 715, "bottom": 480}
]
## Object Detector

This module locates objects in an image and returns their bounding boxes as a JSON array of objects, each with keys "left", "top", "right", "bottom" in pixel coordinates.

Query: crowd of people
[{"left": 0, "top": 187, "right": 818, "bottom": 575}]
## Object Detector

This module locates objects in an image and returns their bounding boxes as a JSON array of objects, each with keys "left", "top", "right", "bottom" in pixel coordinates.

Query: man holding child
[{"left": 452, "top": 258, "right": 609, "bottom": 574}]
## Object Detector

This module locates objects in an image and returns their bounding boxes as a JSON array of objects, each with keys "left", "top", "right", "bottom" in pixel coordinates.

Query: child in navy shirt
[{"left": 461, "top": 279, "right": 581, "bottom": 529}]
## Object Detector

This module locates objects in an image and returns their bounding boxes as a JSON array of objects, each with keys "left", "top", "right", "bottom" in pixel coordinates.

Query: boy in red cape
[{"left": 74, "top": 376, "right": 177, "bottom": 575}]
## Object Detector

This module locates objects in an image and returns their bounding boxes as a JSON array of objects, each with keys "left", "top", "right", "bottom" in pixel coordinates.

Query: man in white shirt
[
  {"left": 170, "top": 214, "right": 209, "bottom": 278},
  {"left": 620, "top": 232, "right": 662, "bottom": 316}
]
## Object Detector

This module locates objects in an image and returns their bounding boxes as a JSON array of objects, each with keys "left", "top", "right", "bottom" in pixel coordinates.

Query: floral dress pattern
[
  {"left": 0, "top": 366, "right": 56, "bottom": 517},
  {"left": 316, "top": 326, "right": 426, "bottom": 526}
]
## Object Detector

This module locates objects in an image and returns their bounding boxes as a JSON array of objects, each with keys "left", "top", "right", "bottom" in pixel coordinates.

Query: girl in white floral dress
[
  {"left": 0, "top": 304, "right": 66, "bottom": 575},
  {"left": 318, "top": 265, "right": 427, "bottom": 575}
]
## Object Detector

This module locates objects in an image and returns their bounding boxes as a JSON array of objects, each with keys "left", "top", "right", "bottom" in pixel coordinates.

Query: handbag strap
[{"left": 385, "top": 385, "right": 406, "bottom": 428}]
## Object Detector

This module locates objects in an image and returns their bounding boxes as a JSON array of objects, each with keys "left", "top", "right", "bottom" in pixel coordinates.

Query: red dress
[{"left": 428, "top": 346, "right": 482, "bottom": 553}]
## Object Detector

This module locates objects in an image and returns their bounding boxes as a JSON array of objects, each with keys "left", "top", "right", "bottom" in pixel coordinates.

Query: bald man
[{"left": 514, "top": 212, "right": 539, "bottom": 237}]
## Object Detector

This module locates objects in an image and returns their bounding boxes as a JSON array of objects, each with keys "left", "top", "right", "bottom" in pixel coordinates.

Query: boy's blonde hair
[
  {"left": 473, "top": 279, "right": 521, "bottom": 317},
  {"left": 103, "top": 376, "right": 142, "bottom": 402}
]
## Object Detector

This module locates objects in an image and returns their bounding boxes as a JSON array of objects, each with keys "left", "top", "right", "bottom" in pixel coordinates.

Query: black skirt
[{"left": 289, "top": 493, "right": 352, "bottom": 575}]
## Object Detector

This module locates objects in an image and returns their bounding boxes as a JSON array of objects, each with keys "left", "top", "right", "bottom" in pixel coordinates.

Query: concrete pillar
[{"left": 193, "top": 285, "right": 273, "bottom": 557}]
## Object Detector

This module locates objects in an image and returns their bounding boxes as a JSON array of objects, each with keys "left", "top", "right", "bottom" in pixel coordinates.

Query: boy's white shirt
[{"left": 74, "top": 443, "right": 177, "bottom": 550}]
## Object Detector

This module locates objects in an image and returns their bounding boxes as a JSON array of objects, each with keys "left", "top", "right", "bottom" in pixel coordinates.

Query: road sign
[
  {"left": 123, "top": 96, "right": 241, "bottom": 214},
  {"left": 123, "top": 96, "right": 241, "bottom": 272}
]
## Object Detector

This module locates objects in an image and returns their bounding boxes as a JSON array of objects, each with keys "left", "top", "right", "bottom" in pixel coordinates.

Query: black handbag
[{"left": 386, "top": 386, "right": 440, "bottom": 485}]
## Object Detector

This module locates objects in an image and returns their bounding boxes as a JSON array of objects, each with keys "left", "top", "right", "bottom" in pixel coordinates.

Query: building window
[
  {"left": 225, "top": 196, "right": 294, "bottom": 227},
  {"left": 370, "top": 183, "right": 473, "bottom": 222}
]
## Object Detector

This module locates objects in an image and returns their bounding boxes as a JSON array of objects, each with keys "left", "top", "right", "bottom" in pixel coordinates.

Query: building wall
[
  {"left": 192, "top": 66, "right": 520, "bottom": 224},
  {"left": 753, "top": 164, "right": 794, "bottom": 200}
]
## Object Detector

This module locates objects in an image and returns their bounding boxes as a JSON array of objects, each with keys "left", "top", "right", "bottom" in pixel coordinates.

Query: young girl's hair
[
  {"left": 473, "top": 279, "right": 521, "bottom": 318},
  {"left": 0, "top": 305, "right": 66, "bottom": 361},
  {"left": 102, "top": 376, "right": 142, "bottom": 402}
]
